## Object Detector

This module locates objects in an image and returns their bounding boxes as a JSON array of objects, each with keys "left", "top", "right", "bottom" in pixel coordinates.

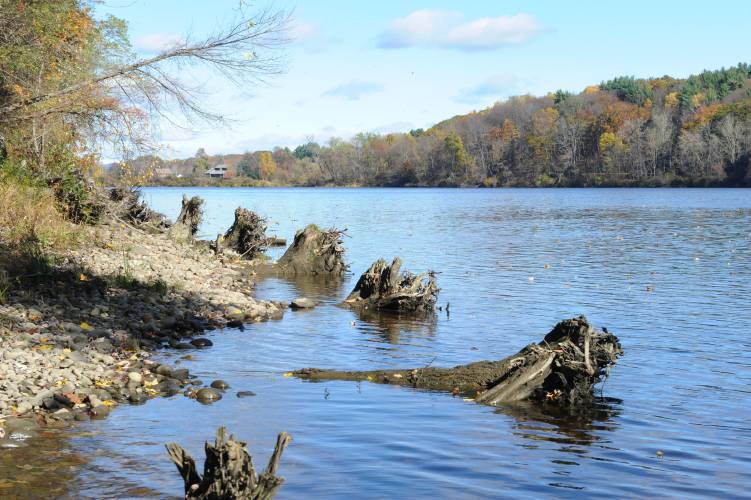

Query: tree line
[{"left": 139, "top": 63, "right": 751, "bottom": 188}]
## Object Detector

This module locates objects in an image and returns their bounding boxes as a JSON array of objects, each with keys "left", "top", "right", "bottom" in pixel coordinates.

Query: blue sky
[{"left": 98, "top": 0, "right": 751, "bottom": 159}]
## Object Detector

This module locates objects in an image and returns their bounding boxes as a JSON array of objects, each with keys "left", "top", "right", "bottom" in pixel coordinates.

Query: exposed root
[
  {"left": 342, "top": 257, "right": 439, "bottom": 313},
  {"left": 295, "top": 316, "right": 622, "bottom": 407},
  {"left": 275, "top": 224, "right": 347, "bottom": 275}
]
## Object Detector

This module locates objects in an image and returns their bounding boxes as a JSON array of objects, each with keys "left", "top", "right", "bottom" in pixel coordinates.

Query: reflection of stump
[
  {"left": 296, "top": 316, "right": 622, "bottom": 408},
  {"left": 169, "top": 195, "right": 203, "bottom": 242},
  {"left": 166, "top": 427, "right": 291, "bottom": 500},
  {"left": 342, "top": 257, "right": 438, "bottom": 312},
  {"left": 276, "top": 224, "right": 347, "bottom": 275},
  {"left": 221, "top": 207, "right": 267, "bottom": 259}
]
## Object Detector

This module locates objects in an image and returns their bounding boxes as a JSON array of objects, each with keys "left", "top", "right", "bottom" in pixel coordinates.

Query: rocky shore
[{"left": 0, "top": 214, "right": 285, "bottom": 445}]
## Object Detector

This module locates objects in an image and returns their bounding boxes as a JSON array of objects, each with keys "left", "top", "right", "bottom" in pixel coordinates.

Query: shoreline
[{"left": 0, "top": 214, "right": 285, "bottom": 445}]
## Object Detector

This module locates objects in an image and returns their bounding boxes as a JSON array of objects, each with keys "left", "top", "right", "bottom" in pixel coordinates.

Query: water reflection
[
  {"left": 498, "top": 397, "right": 621, "bottom": 449},
  {"left": 354, "top": 309, "right": 438, "bottom": 344}
]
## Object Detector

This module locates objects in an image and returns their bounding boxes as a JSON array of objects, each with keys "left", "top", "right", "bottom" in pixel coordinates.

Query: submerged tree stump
[
  {"left": 295, "top": 316, "right": 622, "bottom": 407},
  {"left": 342, "top": 257, "right": 439, "bottom": 313},
  {"left": 276, "top": 224, "right": 347, "bottom": 275},
  {"left": 166, "top": 427, "right": 292, "bottom": 500},
  {"left": 220, "top": 207, "right": 268, "bottom": 259},
  {"left": 169, "top": 195, "right": 204, "bottom": 242}
]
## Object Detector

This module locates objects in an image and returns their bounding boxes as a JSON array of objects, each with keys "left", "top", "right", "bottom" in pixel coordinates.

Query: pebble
[
  {"left": 210, "top": 380, "right": 229, "bottom": 390},
  {"left": 190, "top": 338, "right": 213, "bottom": 348},
  {"left": 236, "top": 391, "right": 256, "bottom": 398},
  {"left": 196, "top": 387, "right": 222, "bottom": 403},
  {"left": 128, "top": 372, "right": 143, "bottom": 384},
  {"left": 290, "top": 297, "right": 316, "bottom": 309}
]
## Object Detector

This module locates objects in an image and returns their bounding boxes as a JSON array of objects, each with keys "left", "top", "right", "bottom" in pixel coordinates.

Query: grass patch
[{"left": 0, "top": 161, "right": 82, "bottom": 251}]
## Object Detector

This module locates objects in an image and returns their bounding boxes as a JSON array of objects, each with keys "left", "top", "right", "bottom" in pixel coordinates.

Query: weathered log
[
  {"left": 221, "top": 207, "right": 267, "bottom": 259},
  {"left": 276, "top": 224, "right": 347, "bottom": 275},
  {"left": 295, "top": 316, "right": 622, "bottom": 407},
  {"left": 169, "top": 195, "right": 204, "bottom": 242},
  {"left": 342, "top": 257, "right": 439, "bottom": 312},
  {"left": 166, "top": 427, "right": 292, "bottom": 500}
]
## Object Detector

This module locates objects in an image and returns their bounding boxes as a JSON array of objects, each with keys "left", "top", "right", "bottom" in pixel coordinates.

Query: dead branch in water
[{"left": 166, "top": 427, "right": 292, "bottom": 500}]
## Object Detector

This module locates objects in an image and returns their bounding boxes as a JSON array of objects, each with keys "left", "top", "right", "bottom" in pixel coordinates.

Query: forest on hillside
[{"left": 124, "top": 63, "right": 751, "bottom": 188}]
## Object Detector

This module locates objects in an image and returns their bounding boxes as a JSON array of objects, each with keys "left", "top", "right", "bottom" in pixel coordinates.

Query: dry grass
[{"left": 0, "top": 178, "right": 81, "bottom": 250}]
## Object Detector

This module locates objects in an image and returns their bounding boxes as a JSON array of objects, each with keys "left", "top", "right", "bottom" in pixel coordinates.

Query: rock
[
  {"left": 42, "top": 397, "right": 61, "bottom": 411},
  {"left": 195, "top": 387, "right": 222, "bottom": 403},
  {"left": 53, "top": 408, "right": 73, "bottom": 421},
  {"left": 290, "top": 297, "right": 316, "bottom": 310},
  {"left": 53, "top": 393, "right": 75, "bottom": 408},
  {"left": 90, "top": 405, "right": 110, "bottom": 419},
  {"left": 210, "top": 380, "right": 229, "bottom": 390},
  {"left": 236, "top": 391, "right": 256, "bottom": 398},
  {"left": 129, "top": 391, "right": 147, "bottom": 404},
  {"left": 128, "top": 372, "right": 143, "bottom": 384},
  {"left": 174, "top": 342, "right": 194, "bottom": 350},
  {"left": 190, "top": 338, "right": 213, "bottom": 348},
  {"left": 154, "top": 364, "right": 173, "bottom": 377},
  {"left": 171, "top": 368, "right": 190, "bottom": 380},
  {"left": 16, "top": 401, "right": 33, "bottom": 414}
]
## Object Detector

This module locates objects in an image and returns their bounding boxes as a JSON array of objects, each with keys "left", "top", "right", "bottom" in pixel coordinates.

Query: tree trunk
[
  {"left": 166, "top": 427, "right": 292, "bottom": 500},
  {"left": 295, "top": 316, "right": 622, "bottom": 407},
  {"left": 220, "top": 207, "right": 267, "bottom": 259},
  {"left": 169, "top": 195, "right": 204, "bottom": 242},
  {"left": 275, "top": 224, "right": 347, "bottom": 275},
  {"left": 342, "top": 257, "right": 439, "bottom": 313}
]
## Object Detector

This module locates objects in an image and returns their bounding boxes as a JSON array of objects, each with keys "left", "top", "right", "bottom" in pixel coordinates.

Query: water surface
[{"left": 7, "top": 188, "right": 751, "bottom": 498}]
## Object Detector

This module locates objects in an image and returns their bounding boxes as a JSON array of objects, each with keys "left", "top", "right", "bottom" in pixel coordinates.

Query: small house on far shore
[{"left": 205, "top": 164, "right": 228, "bottom": 179}]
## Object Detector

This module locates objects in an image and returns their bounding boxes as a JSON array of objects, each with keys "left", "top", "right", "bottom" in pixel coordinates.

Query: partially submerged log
[
  {"left": 169, "top": 195, "right": 204, "bottom": 242},
  {"left": 220, "top": 207, "right": 267, "bottom": 259},
  {"left": 166, "top": 427, "right": 292, "bottom": 500},
  {"left": 295, "top": 316, "right": 622, "bottom": 407},
  {"left": 342, "top": 257, "right": 438, "bottom": 312},
  {"left": 276, "top": 224, "right": 347, "bottom": 275}
]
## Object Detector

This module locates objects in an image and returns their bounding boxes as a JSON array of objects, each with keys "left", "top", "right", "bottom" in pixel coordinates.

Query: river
[{"left": 4, "top": 187, "right": 751, "bottom": 499}]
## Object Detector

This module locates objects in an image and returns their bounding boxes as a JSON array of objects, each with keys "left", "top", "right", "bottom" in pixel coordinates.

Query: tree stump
[
  {"left": 166, "top": 427, "right": 292, "bottom": 500},
  {"left": 342, "top": 257, "right": 439, "bottom": 312},
  {"left": 295, "top": 316, "right": 622, "bottom": 407},
  {"left": 169, "top": 195, "right": 204, "bottom": 242},
  {"left": 220, "top": 207, "right": 268, "bottom": 259},
  {"left": 276, "top": 224, "right": 347, "bottom": 275}
]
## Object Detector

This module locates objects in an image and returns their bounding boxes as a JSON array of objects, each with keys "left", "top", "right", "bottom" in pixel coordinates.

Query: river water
[{"left": 5, "top": 188, "right": 751, "bottom": 499}]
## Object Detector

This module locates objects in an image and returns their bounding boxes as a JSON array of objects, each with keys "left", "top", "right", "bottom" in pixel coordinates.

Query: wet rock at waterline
[
  {"left": 295, "top": 316, "right": 622, "bottom": 407},
  {"left": 196, "top": 387, "right": 223, "bottom": 403},
  {"left": 210, "top": 380, "right": 229, "bottom": 390},
  {"left": 290, "top": 297, "right": 316, "bottom": 309},
  {"left": 190, "top": 338, "right": 213, "bottom": 348},
  {"left": 236, "top": 391, "right": 256, "bottom": 398}
]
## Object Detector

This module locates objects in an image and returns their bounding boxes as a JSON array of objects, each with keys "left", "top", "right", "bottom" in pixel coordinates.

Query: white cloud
[
  {"left": 378, "top": 10, "right": 543, "bottom": 51},
  {"left": 135, "top": 33, "right": 185, "bottom": 52},
  {"left": 322, "top": 80, "right": 384, "bottom": 101}
]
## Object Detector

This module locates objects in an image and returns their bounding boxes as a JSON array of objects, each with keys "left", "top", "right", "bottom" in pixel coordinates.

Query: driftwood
[
  {"left": 166, "top": 427, "right": 292, "bottom": 500},
  {"left": 220, "top": 207, "right": 267, "bottom": 259},
  {"left": 295, "top": 316, "right": 622, "bottom": 407},
  {"left": 276, "top": 224, "right": 347, "bottom": 275},
  {"left": 109, "top": 187, "right": 168, "bottom": 229},
  {"left": 169, "top": 195, "right": 204, "bottom": 242},
  {"left": 342, "top": 257, "right": 438, "bottom": 312}
]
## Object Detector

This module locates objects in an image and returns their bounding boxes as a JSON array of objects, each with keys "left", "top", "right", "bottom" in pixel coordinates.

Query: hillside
[{"left": 125, "top": 63, "right": 751, "bottom": 187}]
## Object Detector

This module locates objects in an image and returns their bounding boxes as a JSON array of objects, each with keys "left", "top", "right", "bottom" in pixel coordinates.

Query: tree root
[
  {"left": 166, "top": 427, "right": 292, "bottom": 500},
  {"left": 294, "top": 316, "right": 622, "bottom": 407}
]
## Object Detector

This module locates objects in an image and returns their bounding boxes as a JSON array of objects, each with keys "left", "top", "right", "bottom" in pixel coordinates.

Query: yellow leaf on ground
[
  {"left": 282, "top": 372, "right": 293, "bottom": 378},
  {"left": 80, "top": 322, "right": 92, "bottom": 331},
  {"left": 79, "top": 274, "right": 89, "bottom": 282}
]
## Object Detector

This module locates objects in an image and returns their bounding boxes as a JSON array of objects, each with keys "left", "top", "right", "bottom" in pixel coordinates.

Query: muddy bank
[{"left": 295, "top": 316, "right": 622, "bottom": 407}]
